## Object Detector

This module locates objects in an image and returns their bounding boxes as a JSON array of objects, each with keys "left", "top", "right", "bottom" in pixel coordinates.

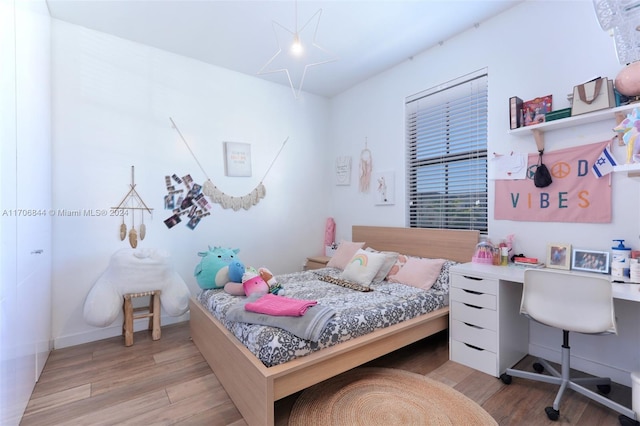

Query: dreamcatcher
[{"left": 359, "top": 138, "right": 372, "bottom": 193}]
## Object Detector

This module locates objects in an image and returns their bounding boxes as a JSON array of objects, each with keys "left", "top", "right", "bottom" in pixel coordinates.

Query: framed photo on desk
[
  {"left": 571, "top": 248, "right": 610, "bottom": 274},
  {"left": 547, "top": 243, "right": 571, "bottom": 270}
]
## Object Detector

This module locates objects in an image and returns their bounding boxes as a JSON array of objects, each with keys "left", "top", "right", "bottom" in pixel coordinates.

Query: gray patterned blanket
[{"left": 196, "top": 262, "right": 455, "bottom": 367}]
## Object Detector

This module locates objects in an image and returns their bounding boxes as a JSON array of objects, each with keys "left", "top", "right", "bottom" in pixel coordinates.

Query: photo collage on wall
[{"left": 163, "top": 174, "right": 211, "bottom": 230}]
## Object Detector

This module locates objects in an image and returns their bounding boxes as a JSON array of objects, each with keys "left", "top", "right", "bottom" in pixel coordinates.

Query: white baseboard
[
  {"left": 53, "top": 312, "right": 190, "bottom": 349},
  {"left": 529, "top": 342, "right": 632, "bottom": 387}
]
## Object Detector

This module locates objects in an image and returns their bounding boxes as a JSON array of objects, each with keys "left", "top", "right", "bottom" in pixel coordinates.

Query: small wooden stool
[{"left": 122, "top": 290, "right": 161, "bottom": 347}]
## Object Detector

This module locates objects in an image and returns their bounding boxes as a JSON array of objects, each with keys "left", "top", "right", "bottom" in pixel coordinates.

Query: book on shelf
[
  {"left": 513, "top": 256, "right": 538, "bottom": 264},
  {"left": 511, "top": 261, "right": 546, "bottom": 269},
  {"left": 522, "top": 95, "right": 552, "bottom": 126},
  {"left": 509, "top": 96, "right": 523, "bottom": 129}
]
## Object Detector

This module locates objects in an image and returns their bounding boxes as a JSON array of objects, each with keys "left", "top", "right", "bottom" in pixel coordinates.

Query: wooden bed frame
[{"left": 189, "top": 225, "right": 478, "bottom": 426}]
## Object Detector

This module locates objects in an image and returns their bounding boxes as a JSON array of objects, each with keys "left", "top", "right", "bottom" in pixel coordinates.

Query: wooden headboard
[{"left": 352, "top": 226, "right": 479, "bottom": 264}]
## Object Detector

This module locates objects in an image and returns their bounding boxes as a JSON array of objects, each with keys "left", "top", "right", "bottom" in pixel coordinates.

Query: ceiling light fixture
[{"left": 258, "top": 1, "right": 338, "bottom": 99}]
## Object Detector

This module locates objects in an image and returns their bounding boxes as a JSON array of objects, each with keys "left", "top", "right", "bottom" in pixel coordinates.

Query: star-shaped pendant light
[{"left": 258, "top": 3, "right": 338, "bottom": 99}]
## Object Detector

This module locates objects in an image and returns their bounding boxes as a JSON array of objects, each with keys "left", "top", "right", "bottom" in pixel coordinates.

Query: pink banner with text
[{"left": 494, "top": 141, "right": 611, "bottom": 223}]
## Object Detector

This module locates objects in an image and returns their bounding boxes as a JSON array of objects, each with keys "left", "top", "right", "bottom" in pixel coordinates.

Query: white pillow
[
  {"left": 365, "top": 247, "right": 398, "bottom": 282},
  {"left": 326, "top": 240, "right": 365, "bottom": 270},
  {"left": 341, "top": 249, "right": 387, "bottom": 287}
]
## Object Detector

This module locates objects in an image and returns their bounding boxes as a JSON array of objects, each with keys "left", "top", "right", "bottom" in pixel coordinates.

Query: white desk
[
  {"left": 449, "top": 262, "right": 640, "bottom": 416},
  {"left": 452, "top": 262, "right": 640, "bottom": 302}
]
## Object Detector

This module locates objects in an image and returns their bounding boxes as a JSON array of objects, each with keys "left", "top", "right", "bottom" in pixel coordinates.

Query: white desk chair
[{"left": 500, "top": 269, "right": 638, "bottom": 424}]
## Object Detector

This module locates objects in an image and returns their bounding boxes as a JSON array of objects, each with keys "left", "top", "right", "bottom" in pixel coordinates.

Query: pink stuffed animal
[
  {"left": 223, "top": 267, "right": 283, "bottom": 296},
  {"left": 242, "top": 275, "right": 269, "bottom": 297}
]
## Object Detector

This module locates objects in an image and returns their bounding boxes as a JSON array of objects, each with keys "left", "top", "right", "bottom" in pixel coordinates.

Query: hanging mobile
[{"left": 112, "top": 166, "right": 153, "bottom": 246}]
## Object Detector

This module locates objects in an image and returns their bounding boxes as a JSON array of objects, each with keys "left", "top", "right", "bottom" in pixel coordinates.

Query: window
[{"left": 405, "top": 69, "right": 488, "bottom": 232}]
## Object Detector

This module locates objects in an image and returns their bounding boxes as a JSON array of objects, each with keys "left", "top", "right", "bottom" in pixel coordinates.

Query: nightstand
[{"left": 304, "top": 256, "right": 331, "bottom": 270}]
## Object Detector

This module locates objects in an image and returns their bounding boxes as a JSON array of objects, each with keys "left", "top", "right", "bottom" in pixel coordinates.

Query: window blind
[{"left": 405, "top": 70, "right": 488, "bottom": 232}]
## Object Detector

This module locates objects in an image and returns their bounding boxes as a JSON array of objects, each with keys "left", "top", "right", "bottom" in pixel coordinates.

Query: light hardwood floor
[{"left": 22, "top": 321, "right": 632, "bottom": 425}]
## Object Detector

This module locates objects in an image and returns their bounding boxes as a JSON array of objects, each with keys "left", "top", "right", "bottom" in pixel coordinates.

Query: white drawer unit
[{"left": 449, "top": 265, "right": 529, "bottom": 377}]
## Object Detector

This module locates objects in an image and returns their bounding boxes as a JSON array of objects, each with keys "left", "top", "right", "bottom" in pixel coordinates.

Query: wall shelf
[
  {"left": 613, "top": 162, "right": 640, "bottom": 178},
  {"left": 509, "top": 104, "right": 638, "bottom": 151}
]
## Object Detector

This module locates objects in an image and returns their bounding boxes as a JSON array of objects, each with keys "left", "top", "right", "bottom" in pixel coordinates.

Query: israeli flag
[{"left": 592, "top": 146, "right": 617, "bottom": 178}]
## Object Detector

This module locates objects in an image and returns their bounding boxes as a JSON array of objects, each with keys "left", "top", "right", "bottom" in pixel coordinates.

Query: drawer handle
[
  {"left": 463, "top": 303, "right": 482, "bottom": 310},
  {"left": 463, "top": 322, "right": 482, "bottom": 330},
  {"left": 462, "top": 289, "right": 483, "bottom": 295},
  {"left": 463, "top": 275, "right": 483, "bottom": 281},
  {"left": 464, "top": 343, "right": 484, "bottom": 351}
]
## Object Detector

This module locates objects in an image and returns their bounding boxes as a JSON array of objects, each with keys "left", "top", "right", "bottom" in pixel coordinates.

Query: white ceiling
[{"left": 46, "top": 0, "right": 523, "bottom": 98}]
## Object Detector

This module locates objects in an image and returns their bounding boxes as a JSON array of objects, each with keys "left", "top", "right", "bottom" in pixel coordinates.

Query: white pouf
[{"left": 83, "top": 248, "right": 190, "bottom": 327}]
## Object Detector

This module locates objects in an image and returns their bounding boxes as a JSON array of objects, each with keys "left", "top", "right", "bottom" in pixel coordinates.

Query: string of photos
[
  {"left": 113, "top": 166, "right": 153, "bottom": 248},
  {"left": 164, "top": 118, "right": 288, "bottom": 230}
]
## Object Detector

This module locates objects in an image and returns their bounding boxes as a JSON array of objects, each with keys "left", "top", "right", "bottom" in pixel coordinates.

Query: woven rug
[{"left": 289, "top": 367, "right": 497, "bottom": 425}]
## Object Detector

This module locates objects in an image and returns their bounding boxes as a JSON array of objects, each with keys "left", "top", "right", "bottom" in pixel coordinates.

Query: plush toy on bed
[
  {"left": 194, "top": 246, "right": 245, "bottom": 290},
  {"left": 224, "top": 266, "right": 285, "bottom": 296},
  {"left": 260, "top": 267, "right": 285, "bottom": 295},
  {"left": 224, "top": 266, "right": 257, "bottom": 296}
]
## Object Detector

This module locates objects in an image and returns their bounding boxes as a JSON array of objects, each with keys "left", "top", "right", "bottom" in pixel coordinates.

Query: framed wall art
[
  {"left": 373, "top": 171, "right": 395, "bottom": 205},
  {"left": 546, "top": 243, "right": 571, "bottom": 270},
  {"left": 224, "top": 142, "right": 252, "bottom": 177},
  {"left": 571, "top": 248, "right": 610, "bottom": 274},
  {"left": 335, "top": 156, "right": 352, "bottom": 185}
]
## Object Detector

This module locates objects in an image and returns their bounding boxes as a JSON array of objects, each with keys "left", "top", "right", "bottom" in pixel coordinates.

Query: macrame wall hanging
[
  {"left": 112, "top": 166, "right": 153, "bottom": 248},
  {"left": 359, "top": 138, "right": 372, "bottom": 193},
  {"left": 167, "top": 118, "right": 288, "bottom": 223}
]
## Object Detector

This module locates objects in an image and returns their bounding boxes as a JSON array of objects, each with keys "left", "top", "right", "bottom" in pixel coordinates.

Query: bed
[{"left": 189, "top": 225, "right": 479, "bottom": 426}]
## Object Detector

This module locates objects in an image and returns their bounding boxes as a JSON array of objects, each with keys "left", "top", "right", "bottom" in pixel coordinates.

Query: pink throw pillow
[
  {"left": 326, "top": 240, "right": 365, "bottom": 270},
  {"left": 388, "top": 257, "right": 446, "bottom": 290},
  {"left": 385, "top": 253, "right": 409, "bottom": 279}
]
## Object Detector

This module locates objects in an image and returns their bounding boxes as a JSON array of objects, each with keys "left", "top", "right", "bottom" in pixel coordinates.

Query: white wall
[
  {"left": 327, "top": 0, "right": 640, "bottom": 384},
  {"left": 51, "top": 22, "right": 331, "bottom": 348}
]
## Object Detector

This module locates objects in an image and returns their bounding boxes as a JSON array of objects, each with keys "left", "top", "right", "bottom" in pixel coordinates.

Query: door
[{"left": 0, "top": 1, "right": 52, "bottom": 425}]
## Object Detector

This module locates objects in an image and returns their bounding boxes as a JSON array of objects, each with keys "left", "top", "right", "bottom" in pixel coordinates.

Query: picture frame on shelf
[
  {"left": 522, "top": 95, "right": 552, "bottom": 126},
  {"left": 571, "top": 249, "right": 610, "bottom": 274},
  {"left": 546, "top": 243, "right": 571, "bottom": 270}
]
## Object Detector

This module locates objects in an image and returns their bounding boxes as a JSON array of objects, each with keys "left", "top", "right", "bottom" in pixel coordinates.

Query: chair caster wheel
[
  {"left": 618, "top": 414, "right": 640, "bottom": 426},
  {"left": 533, "top": 362, "right": 544, "bottom": 373},
  {"left": 597, "top": 384, "right": 611, "bottom": 394},
  {"left": 545, "top": 406, "right": 559, "bottom": 421},
  {"left": 500, "top": 373, "right": 512, "bottom": 384}
]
